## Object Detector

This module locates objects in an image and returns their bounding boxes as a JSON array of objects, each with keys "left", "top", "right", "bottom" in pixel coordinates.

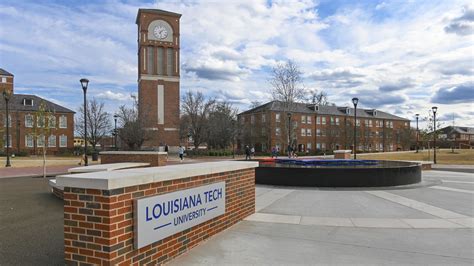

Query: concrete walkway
[
  {"left": 171, "top": 170, "right": 474, "bottom": 265},
  {"left": 0, "top": 165, "right": 73, "bottom": 179}
]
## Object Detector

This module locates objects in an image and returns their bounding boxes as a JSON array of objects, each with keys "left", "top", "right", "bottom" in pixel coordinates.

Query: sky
[{"left": 0, "top": 0, "right": 473, "bottom": 130}]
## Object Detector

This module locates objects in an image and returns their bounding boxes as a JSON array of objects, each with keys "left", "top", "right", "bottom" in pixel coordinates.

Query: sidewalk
[{"left": 0, "top": 165, "right": 74, "bottom": 179}]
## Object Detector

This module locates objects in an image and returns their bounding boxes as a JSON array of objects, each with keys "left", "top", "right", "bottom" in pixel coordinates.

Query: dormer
[
  {"left": 308, "top": 104, "right": 320, "bottom": 112},
  {"left": 366, "top": 109, "right": 377, "bottom": 116},
  {"left": 338, "top": 107, "right": 351, "bottom": 115},
  {"left": 22, "top": 98, "right": 34, "bottom": 106}
]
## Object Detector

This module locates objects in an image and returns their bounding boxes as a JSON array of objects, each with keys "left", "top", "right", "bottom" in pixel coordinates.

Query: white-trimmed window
[
  {"left": 301, "top": 128, "right": 306, "bottom": 136},
  {"left": 48, "top": 115, "right": 56, "bottom": 128},
  {"left": 306, "top": 129, "right": 312, "bottom": 136},
  {"left": 3, "top": 114, "right": 11, "bottom": 127},
  {"left": 26, "top": 135, "right": 34, "bottom": 147},
  {"left": 48, "top": 135, "right": 56, "bottom": 147},
  {"left": 330, "top": 117, "right": 335, "bottom": 125},
  {"left": 335, "top": 117, "right": 340, "bottom": 125},
  {"left": 275, "top": 113, "right": 281, "bottom": 123},
  {"left": 37, "top": 116, "right": 45, "bottom": 128},
  {"left": 316, "top": 116, "right": 321, "bottom": 124},
  {"left": 322, "top": 117, "right": 326, "bottom": 125},
  {"left": 316, "top": 143, "right": 321, "bottom": 149},
  {"left": 59, "top": 115, "right": 67, "bottom": 128},
  {"left": 25, "top": 114, "right": 34, "bottom": 128},
  {"left": 307, "top": 116, "right": 312, "bottom": 124},
  {"left": 262, "top": 114, "right": 266, "bottom": 123},
  {"left": 307, "top": 143, "right": 312, "bottom": 150},
  {"left": 301, "top": 115, "right": 306, "bottom": 124},
  {"left": 1, "top": 77, "right": 6, "bottom": 83},
  {"left": 37, "top": 135, "right": 45, "bottom": 147},
  {"left": 369, "top": 120, "right": 373, "bottom": 127},
  {"left": 356, "top": 119, "right": 361, "bottom": 126},
  {"left": 322, "top": 143, "right": 326, "bottom": 149},
  {"left": 3, "top": 135, "right": 12, "bottom": 147},
  {"left": 59, "top": 135, "right": 67, "bottom": 147},
  {"left": 275, "top": 127, "right": 281, "bottom": 136},
  {"left": 316, "top": 129, "right": 321, "bottom": 136}
]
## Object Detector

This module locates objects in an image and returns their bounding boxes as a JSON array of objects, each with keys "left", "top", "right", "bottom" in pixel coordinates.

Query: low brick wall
[
  {"left": 62, "top": 166, "right": 255, "bottom": 265},
  {"left": 100, "top": 151, "right": 167, "bottom": 167},
  {"left": 52, "top": 186, "right": 64, "bottom": 199}
]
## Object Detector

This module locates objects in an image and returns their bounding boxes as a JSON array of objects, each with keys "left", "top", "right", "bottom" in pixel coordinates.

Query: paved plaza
[{"left": 0, "top": 169, "right": 473, "bottom": 265}]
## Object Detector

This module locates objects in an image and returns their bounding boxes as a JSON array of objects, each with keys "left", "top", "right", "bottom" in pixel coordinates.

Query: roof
[
  {"left": 136, "top": 8, "right": 182, "bottom": 24},
  {"left": 439, "top": 126, "right": 474, "bottom": 135},
  {"left": 238, "top": 100, "right": 409, "bottom": 121},
  {"left": 0, "top": 94, "right": 75, "bottom": 113},
  {"left": 0, "top": 68, "right": 13, "bottom": 77}
]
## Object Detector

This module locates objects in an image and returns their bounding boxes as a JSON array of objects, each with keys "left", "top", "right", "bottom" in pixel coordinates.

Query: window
[
  {"left": 167, "top": 48, "right": 173, "bottom": 76},
  {"left": 330, "top": 117, "right": 335, "bottom": 125},
  {"left": 262, "top": 114, "right": 266, "bottom": 123},
  {"left": 307, "top": 116, "right": 312, "bottom": 124},
  {"left": 251, "top": 115, "right": 255, "bottom": 124},
  {"left": 322, "top": 143, "right": 326, "bottom": 149},
  {"left": 26, "top": 135, "right": 34, "bottom": 147},
  {"left": 48, "top": 135, "right": 56, "bottom": 147},
  {"left": 37, "top": 116, "right": 45, "bottom": 128},
  {"left": 306, "top": 129, "right": 312, "bottom": 136},
  {"left": 335, "top": 117, "right": 340, "bottom": 125},
  {"left": 261, "top": 128, "right": 265, "bottom": 136},
  {"left": 356, "top": 119, "right": 360, "bottom": 126},
  {"left": 375, "top": 120, "right": 379, "bottom": 127},
  {"left": 147, "top": 46, "right": 155, "bottom": 74},
  {"left": 3, "top": 135, "right": 12, "bottom": 147},
  {"left": 59, "top": 135, "right": 67, "bottom": 147},
  {"left": 275, "top": 113, "right": 281, "bottom": 123},
  {"left": 301, "top": 115, "right": 306, "bottom": 124},
  {"left": 275, "top": 127, "right": 281, "bottom": 136},
  {"left": 316, "top": 116, "right": 321, "bottom": 124},
  {"left": 25, "top": 114, "right": 33, "bottom": 127},
  {"left": 321, "top": 129, "right": 326, "bottom": 136},
  {"left": 48, "top": 115, "right": 56, "bottom": 128},
  {"left": 316, "top": 143, "right": 321, "bottom": 149},
  {"left": 404, "top": 122, "right": 408, "bottom": 127},
  {"left": 23, "top": 98, "right": 34, "bottom": 106},
  {"left": 59, "top": 116, "right": 67, "bottom": 128},
  {"left": 3, "top": 114, "right": 11, "bottom": 127},
  {"left": 322, "top": 117, "right": 326, "bottom": 125},
  {"left": 301, "top": 128, "right": 306, "bottom": 136},
  {"left": 157, "top": 47, "right": 164, "bottom": 75},
  {"left": 316, "top": 129, "right": 321, "bottom": 136},
  {"left": 307, "top": 143, "right": 312, "bottom": 150},
  {"left": 37, "top": 135, "right": 45, "bottom": 147},
  {"left": 1, "top": 77, "right": 6, "bottom": 83},
  {"left": 369, "top": 120, "right": 373, "bottom": 127}
]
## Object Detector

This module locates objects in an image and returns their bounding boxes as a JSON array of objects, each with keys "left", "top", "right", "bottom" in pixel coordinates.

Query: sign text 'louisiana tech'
[{"left": 134, "top": 182, "right": 226, "bottom": 248}]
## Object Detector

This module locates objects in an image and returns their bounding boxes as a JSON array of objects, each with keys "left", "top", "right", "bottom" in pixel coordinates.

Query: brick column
[{"left": 62, "top": 166, "right": 255, "bottom": 265}]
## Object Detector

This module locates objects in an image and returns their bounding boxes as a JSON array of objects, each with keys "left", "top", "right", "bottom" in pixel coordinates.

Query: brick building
[
  {"left": 136, "top": 9, "right": 181, "bottom": 149},
  {"left": 436, "top": 126, "right": 474, "bottom": 148},
  {"left": 238, "top": 101, "right": 411, "bottom": 154},
  {"left": 0, "top": 68, "right": 75, "bottom": 155}
]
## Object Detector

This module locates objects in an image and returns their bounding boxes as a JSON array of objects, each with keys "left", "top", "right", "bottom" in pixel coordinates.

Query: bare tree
[
  {"left": 180, "top": 91, "right": 215, "bottom": 150},
  {"left": 207, "top": 102, "right": 238, "bottom": 150},
  {"left": 116, "top": 95, "right": 152, "bottom": 150},
  {"left": 248, "top": 101, "right": 262, "bottom": 109},
  {"left": 76, "top": 98, "right": 111, "bottom": 151},
  {"left": 307, "top": 89, "right": 329, "bottom": 105},
  {"left": 31, "top": 101, "right": 56, "bottom": 178}
]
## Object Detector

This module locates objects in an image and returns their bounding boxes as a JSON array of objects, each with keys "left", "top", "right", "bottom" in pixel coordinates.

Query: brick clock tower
[{"left": 136, "top": 9, "right": 181, "bottom": 149}]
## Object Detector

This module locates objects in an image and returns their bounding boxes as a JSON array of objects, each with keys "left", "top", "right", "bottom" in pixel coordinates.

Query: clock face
[{"left": 153, "top": 26, "right": 168, "bottom": 39}]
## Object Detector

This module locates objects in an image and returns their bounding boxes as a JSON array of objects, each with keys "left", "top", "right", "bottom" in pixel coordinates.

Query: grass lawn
[
  {"left": 0, "top": 156, "right": 100, "bottom": 168},
  {"left": 358, "top": 149, "right": 474, "bottom": 165}
]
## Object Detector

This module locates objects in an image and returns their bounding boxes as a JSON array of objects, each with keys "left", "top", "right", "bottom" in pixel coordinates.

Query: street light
[
  {"left": 287, "top": 112, "right": 292, "bottom": 157},
  {"left": 80, "top": 78, "right": 89, "bottom": 166},
  {"left": 3, "top": 90, "right": 11, "bottom": 167},
  {"left": 352, "top": 97, "right": 359, "bottom": 159},
  {"left": 415, "top": 114, "right": 419, "bottom": 153},
  {"left": 432, "top": 106, "right": 438, "bottom": 164},
  {"left": 113, "top": 114, "right": 118, "bottom": 150}
]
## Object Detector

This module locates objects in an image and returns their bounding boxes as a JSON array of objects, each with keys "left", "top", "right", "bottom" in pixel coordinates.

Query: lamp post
[
  {"left": 415, "top": 114, "right": 419, "bottom": 153},
  {"left": 287, "top": 112, "right": 292, "bottom": 156},
  {"left": 432, "top": 106, "right": 438, "bottom": 164},
  {"left": 3, "top": 90, "right": 11, "bottom": 167},
  {"left": 352, "top": 97, "right": 359, "bottom": 159},
  {"left": 80, "top": 78, "right": 89, "bottom": 166},
  {"left": 113, "top": 114, "right": 118, "bottom": 150}
]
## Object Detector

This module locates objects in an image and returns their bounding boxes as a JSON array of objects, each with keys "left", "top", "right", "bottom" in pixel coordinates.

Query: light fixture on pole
[
  {"left": 113, "top": 114, "right": 118, "bottom": 150},
  {"left": 432, "top": 106, "right": 438, "bottom": 164},
  {"left": 415, "top": 114, "right": 419, "bottom": 153},
  {"left": 352, "top": 97, "right": 359, "bottom": 159},
  {"left": 80, "top": 78, "right": 89, "bottom": 166},
  {"left": 3, "top": 90, "right": 11, "bottom": 167}
]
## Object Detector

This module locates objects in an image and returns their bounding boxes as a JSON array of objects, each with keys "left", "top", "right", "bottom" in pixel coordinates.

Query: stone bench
[
  {"left": 56, "top": 161, "right": 258, "bottom": 265},
  {"left": 68, "top": 162, "right": 150, "bottom": 174},
  {"left": 100, "top": 151, "right": 167, "bottom": 167},
  {"left": 334, "top": 150, "right": 352, "bottom": 159}
]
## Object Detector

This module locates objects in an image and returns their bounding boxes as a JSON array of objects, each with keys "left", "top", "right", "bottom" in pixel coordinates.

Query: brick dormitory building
[
  {"left": 238, "top": 101, "right": 412, "bottom": 154},
  {"left": 0, "top": 68, "right": 75, "bottom": 155}
]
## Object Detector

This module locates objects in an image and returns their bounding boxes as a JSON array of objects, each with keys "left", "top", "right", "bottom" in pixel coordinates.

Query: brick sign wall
[{"left": 63, "top": 168, "right": 255, "bottom": 265}]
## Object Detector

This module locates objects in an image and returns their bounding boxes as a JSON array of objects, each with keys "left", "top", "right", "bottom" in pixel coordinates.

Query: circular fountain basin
[{"left": 256, "top": 159, "right": 421, "bottom": 187}]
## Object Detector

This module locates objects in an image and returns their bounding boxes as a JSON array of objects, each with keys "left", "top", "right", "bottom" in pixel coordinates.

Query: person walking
[
  {"left": 164, "top": 144, "right": 169, "bottom": 161},
  {"left": 271, "top": 147, "right": 277, "bottom": 158},
  {"left": 178, "top": 145, "right": 185, "bottom": 162},
  {"left": 245, "top": 145, "right": 251, "bottom": 160},
  {"left": 250, "top": 146, "right": 255, "bottom": 159}
]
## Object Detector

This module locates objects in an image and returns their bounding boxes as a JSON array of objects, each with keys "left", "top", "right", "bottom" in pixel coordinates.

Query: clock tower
[{"left": 136, "top": 9, "right": 181, "bottom": 148}]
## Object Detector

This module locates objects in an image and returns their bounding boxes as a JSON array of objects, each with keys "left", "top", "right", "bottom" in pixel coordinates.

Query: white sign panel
[{"left": 134, "top": 182, "right": 226, "bottom": 249}]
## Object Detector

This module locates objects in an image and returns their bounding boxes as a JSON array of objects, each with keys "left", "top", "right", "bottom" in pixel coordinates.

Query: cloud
[
  {"left": 96, "top": 90, "right": 130, "bottom": 101},
  {"left": 432, "top": 83, "right": 474, "bottom": 104},
  {"left": 444, "top": 7, "right": 474, "bottom": 35},
  {"left": 308, "top": 68, "right": 366, "bottom": 88},
  {"left": 378, "top": 78, "right": 414, "bottom": 92}
]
